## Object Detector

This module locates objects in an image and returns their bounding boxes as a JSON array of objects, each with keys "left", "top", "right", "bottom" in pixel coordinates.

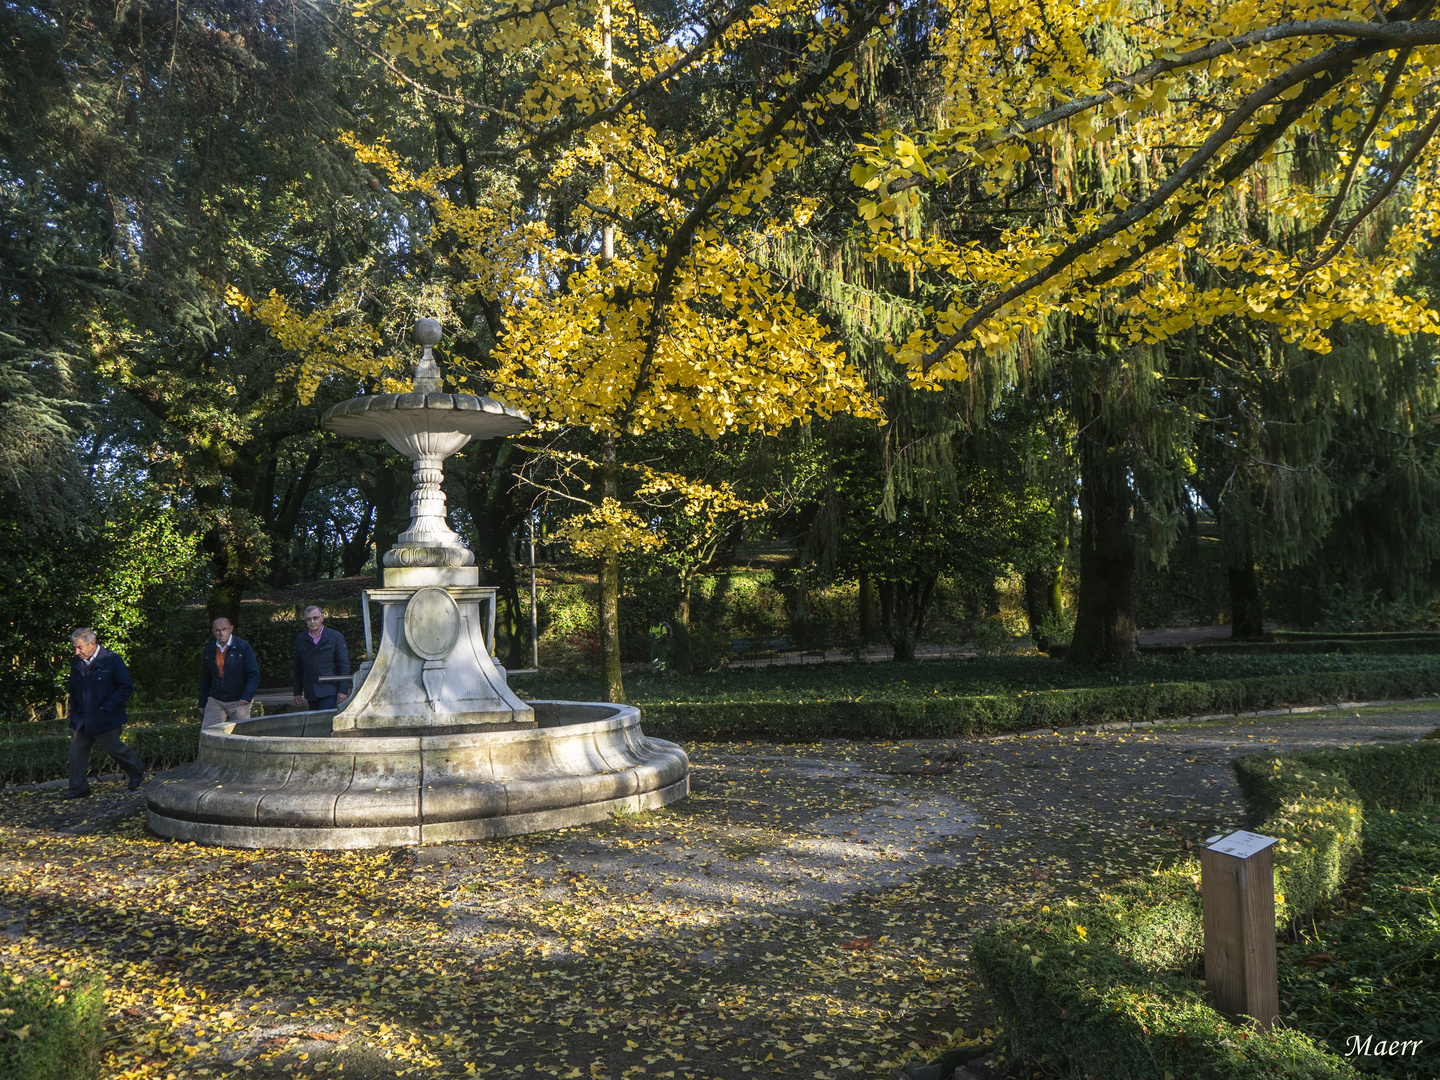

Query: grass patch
[
  {"left": 1280, "top": 810, "right": 1440, "bottom": 1079},
  {"left": 513, "top": 653, "right": 1440, "bottom": 706},
  {"left": 0, "top": 971, "right": 103, "bottom": 1080}
]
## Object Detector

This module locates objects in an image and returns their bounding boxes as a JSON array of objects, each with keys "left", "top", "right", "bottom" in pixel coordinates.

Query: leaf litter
[{"left": 1, "top": 704, "right": 1435, "bottom": 1079}]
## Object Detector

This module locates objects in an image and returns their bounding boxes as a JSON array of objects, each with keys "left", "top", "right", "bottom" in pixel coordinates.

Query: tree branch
[
  {"left": 891, "top": 15, "right": 1440, "bottom": 195},
  {"left": 1307, "top": 46, "right": 1412, "bottom": 247},
  {"left": 617, "top": 2, "right": 887, "bottom": 430},
  {"left": 1301, "top": 107, "right": 1440, "bottom": 272},
  {"left": 919, "top": 32, "right": 1402, "bottom": 369}
]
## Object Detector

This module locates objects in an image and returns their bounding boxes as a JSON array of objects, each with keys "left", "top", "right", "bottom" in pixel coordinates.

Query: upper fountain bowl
[{"left": 322, "top": 392, "right": 531, "bottom": 447}]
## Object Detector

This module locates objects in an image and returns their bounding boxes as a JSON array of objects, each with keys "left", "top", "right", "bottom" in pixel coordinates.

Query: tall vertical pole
[
  {"left": 529, "top": 512, "right": 540, "bottom": 671},
  {"left": 602, "top": 2, "right": 613, "bottom": 263}
]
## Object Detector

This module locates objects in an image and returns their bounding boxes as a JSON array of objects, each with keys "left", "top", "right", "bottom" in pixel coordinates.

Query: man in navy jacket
[
  {"left": 66, "top": 628, "right": 144, "bottom": 799},
  {"left": 199, "top": 616, "right": 261, "bottom": 724},
  {"left": 293, "top": 605, "right": 351, "bottom": 710}
]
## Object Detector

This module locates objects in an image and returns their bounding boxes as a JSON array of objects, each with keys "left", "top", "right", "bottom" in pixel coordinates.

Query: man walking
[
  {"left": 293, "top": 605, "right": 351, "bottom": 711},
  {"left": 66, "top": 628, "right": 144, "bottom": 799},
  {"left": 198, "top": 616, "right": 260, "bottom": 724}
]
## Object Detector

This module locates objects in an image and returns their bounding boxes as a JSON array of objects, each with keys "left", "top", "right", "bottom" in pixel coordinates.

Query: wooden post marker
[{"left": 1201, "top": 830, "right": 1280, "bottom": 1029}]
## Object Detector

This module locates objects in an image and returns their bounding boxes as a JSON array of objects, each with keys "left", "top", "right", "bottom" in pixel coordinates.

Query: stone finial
[{"left": 413, "top": 318, "right": 444, "bottom": 393}]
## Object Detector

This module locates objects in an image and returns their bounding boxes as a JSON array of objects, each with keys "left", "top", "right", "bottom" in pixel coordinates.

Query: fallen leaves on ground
[{"left": 1, "top": 707, "right": 1432, "bottom": 1079}]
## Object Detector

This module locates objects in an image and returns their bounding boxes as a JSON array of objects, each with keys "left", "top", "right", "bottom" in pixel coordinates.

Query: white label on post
[{"left": 1207, "top": 830, "right": 1279, "bottom": 859}]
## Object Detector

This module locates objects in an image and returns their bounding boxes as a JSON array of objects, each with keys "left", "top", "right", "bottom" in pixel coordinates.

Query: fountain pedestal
[
  {"left": 146, "top": 319, "right": 689, "bottom": 849},
  {"left": 334, "top": 580, "right": 534, "bottom": 735}
]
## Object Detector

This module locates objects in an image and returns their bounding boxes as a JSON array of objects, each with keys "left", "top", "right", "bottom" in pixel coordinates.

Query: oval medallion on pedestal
[{"left": 404, "top": 587, "right": 461, "bottom": 660}]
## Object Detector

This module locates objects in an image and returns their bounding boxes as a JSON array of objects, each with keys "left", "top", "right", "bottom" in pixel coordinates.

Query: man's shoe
[
  {"left": 62, "top": 790, "right": 91, "bottom": 800},
  {"left": 127, "top": 775, "right": 146, "bottom": 792}
]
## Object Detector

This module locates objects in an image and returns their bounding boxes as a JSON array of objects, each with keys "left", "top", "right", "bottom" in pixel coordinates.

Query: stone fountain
[{"left": 146, "top": 320, "right": 689, "bottom": 849}]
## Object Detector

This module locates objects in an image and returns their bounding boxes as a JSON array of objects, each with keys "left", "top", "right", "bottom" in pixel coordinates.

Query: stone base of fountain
[{"left": 145, "top": 700, "right": 689, "bottom": 849}]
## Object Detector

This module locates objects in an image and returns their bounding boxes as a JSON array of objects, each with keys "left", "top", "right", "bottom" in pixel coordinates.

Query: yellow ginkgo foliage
[
  {"left": 550, "top": 498, "right": 662, "bottom": 559},
  {"left": 847, "top": 0, "right": 1440, "bottom": 383},
  {"left": 235, "top": 0, "right": 890, "bottom": 701}
]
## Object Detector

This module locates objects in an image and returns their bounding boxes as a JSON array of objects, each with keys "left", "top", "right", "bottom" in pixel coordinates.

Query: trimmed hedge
[
  {"left": 1237, "top": 739, "right": 1440, "bottom": 813},
  {"left": 0, "top": 721, "right": 202, "bottom": 786},
  {"left": 1136, "top": 638, "right": 1440, "bottom": 657},
  {"left": 1235, "top": 760, "right": 1364, "bottom": 928},
  {"left": 0, "top": 971, "right": 104, "bottom": 1080},
  {"left": 639, "top": 664, "right": 1440, "bottom": 742},
  {"left": 971, "top": 890, "right": 1354, "bottom": 1079},
  {"left": 1277, "top": 810, "right": 1440, "bottom": 1078},
  {"left": 970, "top": 738, "right": 1440, "bottom": 1079},
  {"left": 3, "top": 664, "right": 1438, "bottom": 784}
]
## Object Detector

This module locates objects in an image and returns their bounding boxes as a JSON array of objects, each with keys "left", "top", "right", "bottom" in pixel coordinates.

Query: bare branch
[{"left": 1308, "top": 46, "right": 1412, "bottom": 246}]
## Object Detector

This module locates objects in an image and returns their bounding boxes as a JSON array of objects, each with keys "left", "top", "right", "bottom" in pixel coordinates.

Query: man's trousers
[
  {"left": 68, "top": 727, "right": 145, "bottom": 795},
  {"left": 203, "top": 697, "right": 253, "bottom": 725}
]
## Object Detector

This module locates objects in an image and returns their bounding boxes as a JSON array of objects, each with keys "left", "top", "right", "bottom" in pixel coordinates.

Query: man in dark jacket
[
  {"left": 199, "top": 616, "right": 261, "bottom": 724},
  {"left": 66, "top": 628, "right": 144, "bottom": 799},
  {"left": 293, "top": 605, "right": 351, "bottom": 710}
]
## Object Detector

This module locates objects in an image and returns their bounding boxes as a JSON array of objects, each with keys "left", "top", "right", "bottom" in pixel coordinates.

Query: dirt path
[{"left": 0, "top": 703, "right": 1433, "bottom": 1079}]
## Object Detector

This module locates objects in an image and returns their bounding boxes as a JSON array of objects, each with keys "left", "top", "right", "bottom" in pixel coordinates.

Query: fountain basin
[{"left": 145, "top": 701, "right": 689, "bottom": 850}]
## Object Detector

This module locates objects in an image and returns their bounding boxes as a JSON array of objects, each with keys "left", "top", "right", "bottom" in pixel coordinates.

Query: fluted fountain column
[{"left": 319, "top": 319, "right": 534, "bottom": 732}]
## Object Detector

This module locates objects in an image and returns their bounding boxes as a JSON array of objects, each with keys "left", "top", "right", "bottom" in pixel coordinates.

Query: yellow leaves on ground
[{"left": 8, "top": 709, "right": 1416, "bottom": 1079}]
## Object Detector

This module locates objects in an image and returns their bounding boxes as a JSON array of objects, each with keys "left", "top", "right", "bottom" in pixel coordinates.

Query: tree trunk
[
  {"left": 858, "top": 576, "right": 879, "bottom": 641},
  {"left": 360, "top": 458, "right": 408, "bottom": 568},
  {"left": 1228, "top": 561, "right": 1265, "bottom": 639},
  {"left": 673, "top": 573, "right": 695, "bottom": 672},
  {"left": 457, "top": 443, "right": 528, "bottom": 668},
  {"left": 264, "top": 442, "right": 324, "bottom": 587},
  {"left": 877, "top": 576, "right": 937, "bottom": 662},
  {"left": 1067, "top": 406, "right": 1138, "bottom": 665},
  {"left": 339, "top": 501, "right": 375, "bottom": 576},
  {"left": 599, "top": 437, "right": 627, "bottom": 702},
  {"left": 1023, "top": 569, "right": 1058, "bottom": 650}
]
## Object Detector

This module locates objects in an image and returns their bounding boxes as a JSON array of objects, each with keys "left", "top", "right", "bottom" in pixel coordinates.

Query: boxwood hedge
[
  {"left": 970, "top": 738, "right": 1440, "bottom": 1079},
  {"left": 639, "top": 665, "right": 1440, "bottom": 742}
]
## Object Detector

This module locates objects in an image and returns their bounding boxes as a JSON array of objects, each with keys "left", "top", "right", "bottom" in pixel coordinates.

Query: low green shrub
[
  {"left": 5, "top": 661, "right": 1438, "bottom": 784},
  {"left": 1268, "top": 741, "right": 1440, "bottom": 811},
  {"left": 1279, "top": 810, "right": 1440, "bottom": 1079},
  {"left": 0, "top": 721, "right": 201, "bottom": 786},
  {"left": 0, "top": 970, "right": 104, "bottom": 1080},
  {"left": 971, "top": 737, "right": 1440, "bottom": 1078},
  {"left": 1137, "top": 638, "right": 1440, "bottom": 657},
  {"left": 973, "top": 900, "right": 1355, "bottom": 1079},
  {"left": 637, "top": 665, "right": 1440, "bottom": 743},
  {"left": 518, "top": 651, "right": 1440, "bottom": 705},
  {"left": 1232, "top": 758, "right": 1365, "bottom": 927}
]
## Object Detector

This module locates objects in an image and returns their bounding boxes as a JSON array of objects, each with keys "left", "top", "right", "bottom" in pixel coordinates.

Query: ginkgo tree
[
  {"left": 237, "top": 0, "right": 888, "bottom": 699},
  {"left": 845, "top": 0, "right": 1440, "bottom": 661}
]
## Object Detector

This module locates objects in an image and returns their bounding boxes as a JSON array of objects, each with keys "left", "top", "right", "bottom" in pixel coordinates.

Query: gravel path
[{"left": 480, "top": 701, "right": 1440, "bottom": 924}]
